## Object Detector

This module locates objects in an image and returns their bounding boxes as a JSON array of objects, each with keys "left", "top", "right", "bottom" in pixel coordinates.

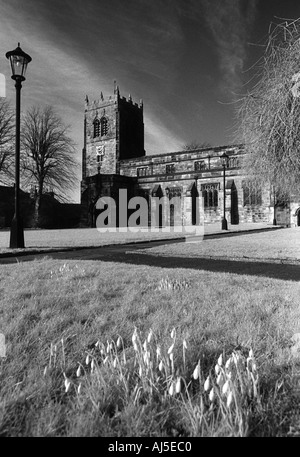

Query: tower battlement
[{"left": 82, "top": 84, "right": 145, "bottom": 181}]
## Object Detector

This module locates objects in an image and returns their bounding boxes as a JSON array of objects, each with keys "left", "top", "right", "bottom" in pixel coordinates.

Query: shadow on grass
[{"left": 0, "top": 242, "right": 299, "bottom": 282}]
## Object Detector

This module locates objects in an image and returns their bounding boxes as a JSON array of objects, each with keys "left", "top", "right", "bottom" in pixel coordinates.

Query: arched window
[
  {"left": 242, "top": 181, "right": 262, "bottom": 206},
  {"left": 100, "top": 117, "right": 108, "bottom": 136},
  {"left": 201, "top": 183, "right": 219, "bottom": 208},
  {"left": 93, "top": 119, "right": 100, "bottom": 138}
]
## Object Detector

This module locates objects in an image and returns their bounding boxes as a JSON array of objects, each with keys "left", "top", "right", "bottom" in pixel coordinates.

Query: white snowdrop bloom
[
  {"left": 147, "top": 329, "right": 153, "bottom": 343},
  {"left": 209, "top": 388, "right": 215, "bottom": 402},
  {"left": 225, "top": 358, "right": 232, "bottom": 369},
  {"left": 249, "top": 348, "right": 254, "bottom": 358},
  {"left": 113, "top": 358, "right": 117, "bottom": 368},
  {"left": 171, "top": 328, "right": 176, "bottom": 339},
  {"left": 77, "top": 383, "right": 82, "bottom": 394},
  {"left": 85, "top": 354, "right": 90, "bottom": 365},
  {"left": 218, "top": 354, "right": 223, "bottom": 366},
  {"left": 169, "top": 382, "right": 175, "bottom": 396},
  {"left": 64, "top": 378, "right": 71, "bottom": 393},
  {"left": 91, "top": 359, "right": 95, "bottom": 371},
  {"left": 193, "top": 364, "right": 200, "bottom": 380},
  {"left": 204, "top": 376, "right": 210, "bottom": 392},
  {"left": 156, "top": 345, "right": 161, "bottom": 358},
  {"left": 169, "top": 352, "right": 174, "bottom": 362},
  {"left": 222, "top": 380, "right": 230, "bottom": 395},
  {"left": 175, "top": 377, "right": 181, "bottom": 394},
  {"left": 158, "top": 360, "right": 164, "bottom": 371},
  {"left": 76, "top": 365, "right": 81, "bottom": 377},
  {"left": 227, "top": 391, "right": 233, "bottom": 408},
  {"left": 182, "top": 339, "right": 187, "bottom": 349},
  {"left": 215, "top": 364, "right": 220, "bottom": 375},
  {"left": 116, "top": 336, "right": 122, "bottom": 348}
]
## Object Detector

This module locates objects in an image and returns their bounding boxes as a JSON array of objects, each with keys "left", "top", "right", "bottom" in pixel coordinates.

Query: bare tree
[
  {"left": 182, "top": 141, "right": 211, "bottom": 151},
  {"left": 21, "top": 106, "right": 78, "bottom": 227},
  {"left": 0, "top": 99, "right": 14, "bottom": 184},
  {"left": 237, "top": 18, "right": 300, "bottom": 199}
]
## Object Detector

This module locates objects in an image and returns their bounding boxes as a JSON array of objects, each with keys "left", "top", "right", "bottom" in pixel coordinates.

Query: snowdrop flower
[
  {"left": 64, "top": 378, "right": 71, "bottom": 393},
  {"left": 175, "top": 377, "right": 181, "bottom": 394},
  {"left": 169, "top": 352, "right": 174, "bottom": 362},
  {"left": 147, "top": 329, "right": 153, "bottom": 343},
  {"left": 222, "top": 380, "right": 230, "bottom": 395},
  {"left": 85, "top": 354, "right": 90, "bottom": 365},
  {"left": 249, "top": 348, "right": 254, "bottom": 358},
  {"left": 171, "top": 328, "right": 176, "bottom": 339},
  {"left": 209, "top": 388, "right": 215, "bottom": 402},
  {"left": 156, "top": 345, "right": 161, "bottom": 358},
  {"left": 215, "top": 364, "right": 220, "bottom": 375},
  {"left": 91, "top": 359, "right": 95, "bottom": 372},
  {"left": 227, "top": 391, "right": 233, "bottom": 408},
  {"left": 169, "top": 382, "right": 175, "bottom": 396},
  {"left": 116, "top": 336, "right": 122, "bottom": 348},
  {"left": 218, "top": 354, "right": 223, "bottom": 366},
  {"left": 193, "top": 364, "right": 200, "bottom": 380},
  {"left": 204, "top": 376, "right": 210, "bottom": 392},
  {"left": 77, "top": 383, "right": 82, "bottom": 394},
  {"left": 113, "top": 358, "right": 117, "bottom": 368},
  {"left": 182, "top": 339, "right": 187, "bottom": 349},
  {"left": 225, "top": 358, "right": 231, "bottom": 369},
  {"left": 76, "top": 365, "right": 81, "bottom": 377},
  {"left": 158, "top": 360, "right": 164, "bottom": 371}
]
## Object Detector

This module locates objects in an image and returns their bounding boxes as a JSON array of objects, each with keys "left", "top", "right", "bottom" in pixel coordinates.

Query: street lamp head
[
  {"left": 6, "top": 43, "right": 32, "bottom": 82},
  {"left": 220, "top": 152, "right": 229, "bottom": 168}
]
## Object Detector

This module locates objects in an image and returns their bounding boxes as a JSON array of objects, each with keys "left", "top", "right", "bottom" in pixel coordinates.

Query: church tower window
[
  {"left": 100, "top": 117, "right": 108, "bottom": 136},
  {"left": 93, "top": 119, "right": 100, "bottom": 138}
]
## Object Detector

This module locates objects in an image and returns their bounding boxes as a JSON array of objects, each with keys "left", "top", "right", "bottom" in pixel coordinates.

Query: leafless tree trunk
[{"left": 21, "top": 106, "right": 78, "bottom": 227}]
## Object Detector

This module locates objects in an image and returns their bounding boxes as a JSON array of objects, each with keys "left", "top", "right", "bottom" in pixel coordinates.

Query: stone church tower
[{"left": 81, "top": 84, "right": 144, "bottom": 226}]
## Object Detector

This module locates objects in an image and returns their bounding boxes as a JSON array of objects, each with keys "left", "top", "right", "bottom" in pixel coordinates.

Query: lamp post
[
  {"left": 273, "top": 185, "right": 277, "bottom": 226},
  {"left": 220, "top": 152, "right": 229, "bottom": 230},
  {"left": 6, "top": 43, "right": 32, "bottom": 248}
]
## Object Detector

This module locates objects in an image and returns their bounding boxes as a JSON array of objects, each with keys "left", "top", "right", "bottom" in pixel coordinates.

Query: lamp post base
[
  {"left": 273, "top": 218, "right": 277, "bottom": 226},
  {"left": 221, "top": 218, "right": 228, "bottom": 231},
  {"left": 9, "top": 215, "right": 25, "bottom": 248}
]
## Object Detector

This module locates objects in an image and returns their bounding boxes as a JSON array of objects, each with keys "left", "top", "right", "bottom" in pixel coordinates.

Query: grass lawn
[
  {"left": 0, "top": 251, "right": 300, "bottom": 436},
  {"left": 141, "top": 228, "right": 300, "bottom": 263},
  {"left": 0, "top": 227, "right": 186, "bottom": 255}
]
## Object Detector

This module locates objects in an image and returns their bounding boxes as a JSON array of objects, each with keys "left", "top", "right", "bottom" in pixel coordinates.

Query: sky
[{"left": 1, "top": 0, "right": 300, "bottom": 202}]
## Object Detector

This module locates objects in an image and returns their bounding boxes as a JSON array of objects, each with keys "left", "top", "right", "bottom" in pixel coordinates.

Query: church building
[{"left": 81, "top": 85, "right": 299, "bottom": 229}]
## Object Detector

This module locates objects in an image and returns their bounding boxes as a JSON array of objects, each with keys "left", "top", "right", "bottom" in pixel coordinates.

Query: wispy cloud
[{"left": 201, "top": 0, "right": 258, "bottom": 97}]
